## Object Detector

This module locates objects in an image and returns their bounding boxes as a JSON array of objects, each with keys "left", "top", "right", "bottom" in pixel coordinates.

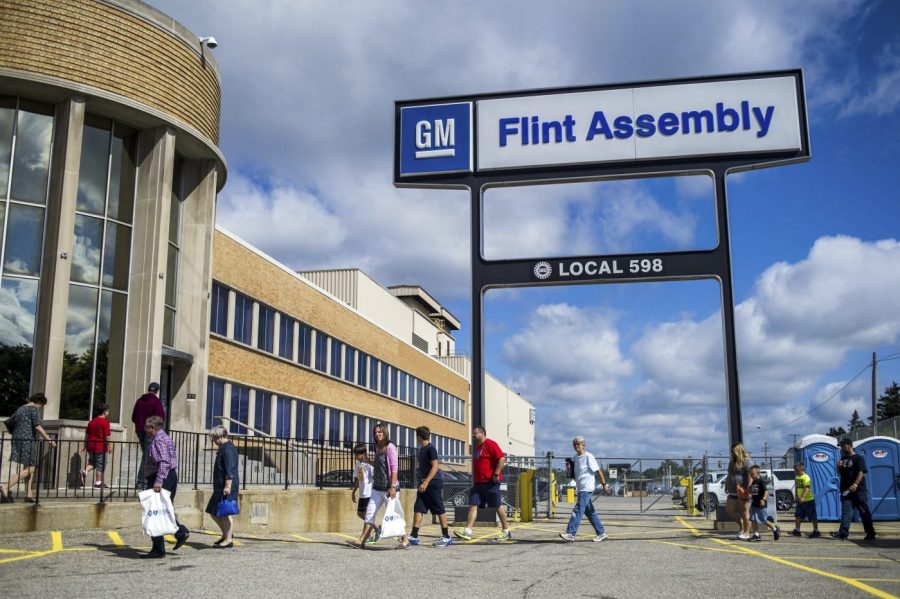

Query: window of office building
[
  {"left": 312, "top": 404, "right": 325, "bottom": 443},
  {"left": 344, "top": 346, "right": 355, "bottom": 383},
  {"left": 297, "top": 323, "right": 311, "bottom": 366},
  {"left": 60, "top": 114, "right": 136, "bottom": 421},
  {"left": 278, "top": 315, "right": 294, "bottom": 360},
  {"left": 357, "top": 352, "right": 368, "bottom": 387},
  {"left": 328, "top": 409, "right": 340, "bottom": 447},
  {"left": 163, "top": 156, "right": 184, "bottom": 347},
  {"left": 343, "top": 412, "right": 354, "bottom": 448},
  {"left": 330, "top": 339, "right": 342, "bottom": 378},
  {"left": 209, "top": 282, "right": 229, "bottom": 336},
  {"left": 295, "top": 399, "right": 309, "bottom": 440},
  {"left": 233, "top": 292, "right": 253, "bottom": 345},
  {"left": 275, "top": 396, "right": 291, "bottom": 438},
  {"left": 314, "top": 333, "right": 327, "bottom": 372},
  {"left": 380, "top": 362, "right": 389, "bottom": 395},
  {"left": 230, "top": 384, "right": 250, "bottom": 434},
  {"left": 205, "top": 378, "right": 225, "bottom": 429},
  {"left": 255, "top": 391, "right": 271, "bottom": 435},
  {"left": 258, "top": 304, "right": 275, "bottom": 353},
  {"left": 0, "top": 97, "right": 54, "bottom": 417}
]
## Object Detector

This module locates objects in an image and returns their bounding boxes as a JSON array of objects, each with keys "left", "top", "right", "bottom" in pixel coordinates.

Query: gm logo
[{"left": 399, "top": 102, "right": 472, "bottom": 176}]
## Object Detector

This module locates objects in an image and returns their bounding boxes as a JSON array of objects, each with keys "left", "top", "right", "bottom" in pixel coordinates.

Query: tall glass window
[
  {"left": 312, "top": 404, "right": 325, "bottom": 443},
  {"left": 60, "top": 114, "right": 135, "bottom": 421},
  {"left": 328, "top": 409, "right": 340, "bottom": 447},
  {"left": 343, "top": 411, "right": 354, "bottom": 448},
  {"left": 330, "top": 339, "right": 342, "bottom": 377},
  {"left": 369, "top": 358, "right": 379, "bottom": 391},
  {"left": 205, "top": 378, "right": 225, "bottom": 429},
  {"left": 295, "top": 399, "right": 309, "bottom": 440},
  {"left": 297, "top": 322, "right": 311, "bottom": 366},
  {"left": 380, "top": 362, "right": 389, "bottom": 395},
  {"left": 209, "top": 281, "right": 229, "bottom": 335},
  {"left": 275, "top": 396, "right": 291, "bottom": 438},
  {"left": 344, "top": 346, "right": 355, "bottom": 383},
  {"left": 357, "top": 352, "right": 368, "bottom": 387},
  {"left": 233, "top": 292, "right": 253, "bottom": 344},
  {"left": 314, "top": 332, "right": 327, "bottom": 372},
  {"left": 163, "top": 157, "right": 184, "bottom": 347},
  {"left": 278, "top": 315, "right": 294, "bottom": 360},
  {"left": 254, "top": 391, "right": 271, "bottom": 435},
  {"left": 258, "top": 305, "right": 275, "bottom": 353},
  {"left": 230, "top": 384, "right": 250, "bottom": 434},
  {"left": 0, "top": 98, "right": 54, "bottom": 417}
]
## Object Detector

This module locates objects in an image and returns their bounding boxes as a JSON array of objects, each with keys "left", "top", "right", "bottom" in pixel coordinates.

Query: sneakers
[
  {"left": 864, "top": 533, "right": 876, "bottom": 541},
  {"left": 93, "top": 482, "right": 109, "bottom": 489},
  {"left": 790, "top": 529, "right": 802, "bottom": 537},
  {"left": 830, "top": 531, "right": 848, "bottom": 540},
  {"left": 433, "top": 537, "right": 453, "bottom": 547},
  {"left": 79, "top": 470, "right": 87, "bottom": 486},
  {"left": 773, "top": 527, "right": 780, "bottom": 541},
  {"left": 737, "top": 533, "right": 750, "bottom": 541},
  {"left": 808, "top": 530, "right": 821, "bottom": 539},
  {"left": 453, "top": 529, "right": 473, "bottom": 540},
  {"left": 593, "top": 533, "right": 608, "bottom": 542},
  {"left": 559, "top": 532, "right": 575, "bottom": 542},
  {"left": 749, "top": 534, "right": 761, "bottom": 542},
  {"left": 373, "top": 525, "right": 382, "bottom": 542},
  {"left": 408, "top": 536, "right": 420, "bottom": 546},
  {"left": 498, "top": 529, "right": 511, "bottom": 541}
]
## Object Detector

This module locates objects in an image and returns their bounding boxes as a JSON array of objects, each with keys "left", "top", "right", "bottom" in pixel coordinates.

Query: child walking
[
  {"left": 790, "top": 462, "right": 820, "bottom": 538},
  {"left": 747, "top": 465, "right": 780, "bottom": 541},
  {"left": 351, "top": 443, "right": 379, "bottom": 543},
  {"left": 81, "top": 403, "right": 111, "bottom": 489}
]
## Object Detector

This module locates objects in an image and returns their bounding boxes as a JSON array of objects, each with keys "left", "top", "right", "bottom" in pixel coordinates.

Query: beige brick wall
[
  {"left": 0, "top": 0, "right": 220, "bottom": 143},
  {"left": 210, "top": 231, "right": 469, "bottom": 442}
]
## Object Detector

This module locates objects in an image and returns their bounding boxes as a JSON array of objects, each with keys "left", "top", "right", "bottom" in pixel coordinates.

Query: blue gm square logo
[{"left": 399, "top": 102, "right": 472, "bottom": 176}]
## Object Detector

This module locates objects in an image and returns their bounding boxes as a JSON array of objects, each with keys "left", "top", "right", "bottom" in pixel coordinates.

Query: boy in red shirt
[{"left": 81, "top": 404, "right": 111, "bottom": 488}]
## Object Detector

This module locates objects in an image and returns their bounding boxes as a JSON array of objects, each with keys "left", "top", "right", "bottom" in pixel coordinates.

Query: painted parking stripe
[
  {"left": 51, "top": 531, "right": 63, "bottom": 551},
  {"left": 107, "top": 531, "right": 125, "bottom": 546}
]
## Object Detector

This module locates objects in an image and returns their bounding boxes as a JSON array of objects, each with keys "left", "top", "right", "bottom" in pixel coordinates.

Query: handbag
[
  {"left": 139, "top": 488, "right": 179, "bottom": 537},
  {"left": 215, "top": 495, "right": 240, "bottom": 517},
  {"left": 380, "top": 496, "right": 407, "bottom": 538}
]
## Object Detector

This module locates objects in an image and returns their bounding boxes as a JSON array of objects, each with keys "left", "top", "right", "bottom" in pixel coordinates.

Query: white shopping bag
[
  {"left": 380, "top": 496, "right": 407, "bottom": 539},
  {"left": 139, "top": 488, "right": 178, "bottom": 537}
]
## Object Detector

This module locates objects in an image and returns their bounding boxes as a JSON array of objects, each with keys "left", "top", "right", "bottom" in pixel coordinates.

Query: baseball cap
[
  {"left": 148, "top": 382, "right": 161, "bottom": 392},
  {"left": 838, "top": 437, "right": 853, "bottom": 447}
]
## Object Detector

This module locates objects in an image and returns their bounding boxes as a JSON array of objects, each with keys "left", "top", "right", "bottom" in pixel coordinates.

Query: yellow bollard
[
  {"left": 519, "top": 470, "right": 534, "bottom": 522},
  {"left": 566, "top": 487, "right": 575, "bottom": 503}
]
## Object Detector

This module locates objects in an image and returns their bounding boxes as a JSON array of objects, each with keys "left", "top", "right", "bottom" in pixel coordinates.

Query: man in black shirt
[
  {"left": 830, "top": 438, "right": 876, "bottom": 541},
  {"left": 409, "top": 426, "right": 452, "bottom": 547}
]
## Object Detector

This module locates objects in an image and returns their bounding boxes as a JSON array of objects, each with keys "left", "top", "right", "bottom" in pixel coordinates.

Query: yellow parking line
[
  {"left": 164, "top": 534, "right": 176, "bottom": 544},
  {"left": 107, "top": 531, "right": 125, "bottom": 547},
  {"left": 675, "top": 516, "right": 703, "bottom": 537},
  {"left": 51, "top": 531, "right": 63, "bottom": 551},
  {"left": 334, "top": 533, "right": 357, "bottom": 540},
  {"left": 647, "top": 540, "right": 745, "bottom": 554},
  {"left": 0, "top": 549, "right": 31, "bottom": 554},
  {"left": 291, "top": 534, "right": 317, "bottom": 542},
  {"left": 857, "top": 580, "right": 900, "bottom": 583},
  {"left": 710, "top": 538, "right": 896, "bottom": 599}
]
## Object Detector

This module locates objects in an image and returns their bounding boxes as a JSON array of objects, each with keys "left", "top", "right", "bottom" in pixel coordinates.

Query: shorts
[
  {"left": 414, "top": 480, "right": 446, "bottom": 515},
  {"left": 88, "top": 452, "right": 106, "bottom": 471},
  {"left": 357, "top": 497, "right": 370, "bottom": 513},
  {"left": 749, "top": 506, "right": 769, "bottom": 524},
  {"left": 795, "top": 500, "right": 817, "bottom": 521},
  {"left": 469, "top": 481, "right": 502, "bottom": 509}
]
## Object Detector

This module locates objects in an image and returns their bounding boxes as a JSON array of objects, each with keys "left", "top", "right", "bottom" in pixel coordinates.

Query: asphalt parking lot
[{"left": 0, "top": 508, "right": 898, "bottom": 598}]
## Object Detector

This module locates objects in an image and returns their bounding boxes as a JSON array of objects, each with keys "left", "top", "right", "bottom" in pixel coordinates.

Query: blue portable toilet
[
  {"left": 855, "top": 436, "right": 900, "bottom": 521},
  {"left": 795, "top": 434, "right": 841, "bottom": 521}
]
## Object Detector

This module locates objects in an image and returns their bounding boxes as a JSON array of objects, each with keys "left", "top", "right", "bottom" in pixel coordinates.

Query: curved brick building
[{"left": 0, "top": 0, "right": 226, "bottom": 436}]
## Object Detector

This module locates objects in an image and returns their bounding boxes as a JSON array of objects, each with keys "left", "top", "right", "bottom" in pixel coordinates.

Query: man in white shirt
[{"left": 560, "top": 436, "right": 608, "bottom": 542}]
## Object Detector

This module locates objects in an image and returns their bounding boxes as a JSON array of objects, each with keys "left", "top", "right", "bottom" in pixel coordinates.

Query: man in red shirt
[
  {"left": 80, "top": 403, "right": 111, "bottom": 488},
  {"left": 454, "top": 426, "right": 510, "bottom": 541}
]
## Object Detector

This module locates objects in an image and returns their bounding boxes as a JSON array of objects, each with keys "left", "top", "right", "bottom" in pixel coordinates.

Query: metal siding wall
[
  {"left": 299, "top": 270, "right": 359, "bottom": 308},
  {"left": 436, "top": 355, "right": 471, "bottom": 379},
  {"left": 355, "top": 273, "right": 411, "bottom": 341},
  {"left": 485, "top": 371, "right": 535, "bottom": 456}
]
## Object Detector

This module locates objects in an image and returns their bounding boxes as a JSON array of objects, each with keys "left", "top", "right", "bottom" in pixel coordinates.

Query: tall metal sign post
[{"left": 394, "top": 70, "right": 809, "bottom": 448}]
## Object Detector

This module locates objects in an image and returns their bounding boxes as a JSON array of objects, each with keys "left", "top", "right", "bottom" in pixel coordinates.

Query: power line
[{"left": 756, "top": 352, "right": 900, "bottom": 431}]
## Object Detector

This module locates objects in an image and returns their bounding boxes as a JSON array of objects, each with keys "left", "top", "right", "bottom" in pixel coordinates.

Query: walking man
[
  {"left": 409, "top": 426, "right": 453, "bottom": 547},
  {"left": 831, "top": 438, "right": 876, "bottom": 541},
  {"left": 560, "top": 436, "right": 607, "bottom": 542},
  {"left": 132, "top": 382, "right": 165, "bottom": 490},
  {"left": 454, "top": 426, "right": 511, "bottom": 541}
]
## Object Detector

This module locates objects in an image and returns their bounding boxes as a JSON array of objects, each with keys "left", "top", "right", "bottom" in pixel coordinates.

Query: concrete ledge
[{"left": 0, "top": 487, "right": 417, "bottom": 534}]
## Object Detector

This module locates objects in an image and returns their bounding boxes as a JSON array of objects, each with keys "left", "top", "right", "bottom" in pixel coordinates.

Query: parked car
[
  {"left": 315, "top": 469, "right": 353, "bottom": 488},
  {"left": 690, "top": 468, "right": 796, "bottom": 511}
]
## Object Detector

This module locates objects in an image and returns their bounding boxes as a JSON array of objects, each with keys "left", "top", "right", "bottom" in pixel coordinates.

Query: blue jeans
[
  {"left": 566, "top": 491, "right": 605, "bottom": 535},
  {"left": 839, "top": 488, "right": 875, "bottom": 536}
]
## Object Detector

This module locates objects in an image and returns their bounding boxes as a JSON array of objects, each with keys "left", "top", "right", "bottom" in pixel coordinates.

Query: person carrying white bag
[
  {"left": 349, "top": 423, "right": 410, "bottom": 549},
  {"left": 139, "top": 415, "right": 190, "bottom": 558},
  {"left": 140, "top": 487, "right": 178, "bottom": 537}
]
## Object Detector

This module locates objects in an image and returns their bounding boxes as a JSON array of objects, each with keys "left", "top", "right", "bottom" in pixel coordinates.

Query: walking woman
[
  {"left": 725, "top": 442, "right": 752, "bottom": 540},
  {"left": 1, "top": 393, "right": 57, "bottom": 503},
  {"left": 350, "top": 423, "right": 410, "bottom": 549},
  {"left": 206, "top": 425, "right": 239, "bottom": 548}
]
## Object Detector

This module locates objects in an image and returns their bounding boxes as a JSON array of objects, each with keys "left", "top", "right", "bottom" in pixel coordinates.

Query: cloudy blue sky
[{"left": 149, "top": 0, "right": 900, "bottom": 458}]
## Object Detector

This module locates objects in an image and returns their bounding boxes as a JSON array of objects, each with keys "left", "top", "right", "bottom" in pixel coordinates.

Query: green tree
[
  {"left": 876, "top": 381, "right": 900, "bottom": 421},
  {"left": 0, "top": 343, "right": 32, "bottom": 416},
  {"left": 848, "top": 410, "right": 865, "bottom": 432},
  {"left": 827, "top": 425, "right": 847, "bottom": 438}
]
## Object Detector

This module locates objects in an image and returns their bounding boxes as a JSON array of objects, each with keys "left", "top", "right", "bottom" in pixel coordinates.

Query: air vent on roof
[{"left": 412, "top": 333, "right": 429, "bottom": 353}]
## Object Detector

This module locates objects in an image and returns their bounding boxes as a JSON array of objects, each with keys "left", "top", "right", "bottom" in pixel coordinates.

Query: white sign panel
[{"left": 476, "top": 76, "right": 802, "bottom": 171}]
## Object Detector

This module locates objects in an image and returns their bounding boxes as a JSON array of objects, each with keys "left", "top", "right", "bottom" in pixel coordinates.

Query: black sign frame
[{"left": 394, "top": 70, "right": 810, "bottom": 447}]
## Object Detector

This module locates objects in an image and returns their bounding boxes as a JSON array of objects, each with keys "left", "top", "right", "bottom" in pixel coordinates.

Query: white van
[{"left": 694, "top": 468, "right": 796, "bottom": 512}]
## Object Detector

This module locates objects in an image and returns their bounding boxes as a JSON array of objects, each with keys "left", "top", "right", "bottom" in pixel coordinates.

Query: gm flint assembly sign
[{"left": 396, "top": 71, "right": 806, "bottom": 181}]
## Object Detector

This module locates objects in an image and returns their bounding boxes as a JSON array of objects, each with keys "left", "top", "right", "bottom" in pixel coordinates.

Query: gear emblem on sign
[{"left": 533, "top": 261, "right": 552, "bottom": 280}]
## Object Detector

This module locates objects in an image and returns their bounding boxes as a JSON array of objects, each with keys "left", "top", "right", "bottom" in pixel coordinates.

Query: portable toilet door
[
  {"left": 856, "top": 436, "right": 900, "bottom": 521},
  {"left": 796, "top": 435, "right": 841, "bottom": 522}
]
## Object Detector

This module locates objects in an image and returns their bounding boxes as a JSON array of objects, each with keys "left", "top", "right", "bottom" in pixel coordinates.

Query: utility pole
[
  {"left": 762, "top": 442, "right": 769, "bottom": 458},
  {"left": 872, "top": 352, "right": 878, "bottom": 436}
]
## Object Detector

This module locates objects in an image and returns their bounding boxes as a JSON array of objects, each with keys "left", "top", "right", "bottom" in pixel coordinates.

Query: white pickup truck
[{"left": 693, "top": 468, "right": 796, "bottom": 512}]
